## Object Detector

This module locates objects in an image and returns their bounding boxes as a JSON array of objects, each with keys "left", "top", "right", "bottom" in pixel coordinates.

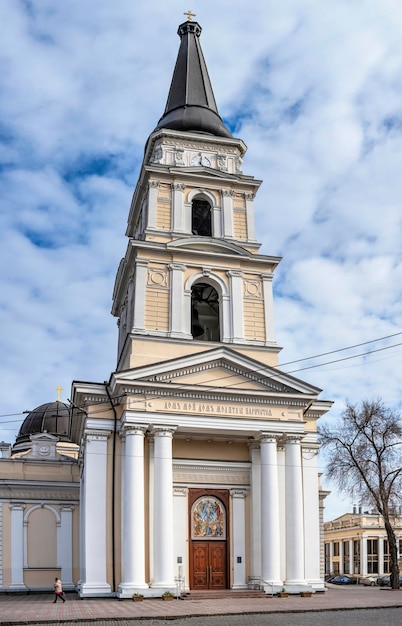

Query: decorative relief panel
[
  {"left": 244, "top": 280, "right": 262, "bottom": 299},
  {"left": 147, "top": 268, "right": 168, "bottom": 288}
]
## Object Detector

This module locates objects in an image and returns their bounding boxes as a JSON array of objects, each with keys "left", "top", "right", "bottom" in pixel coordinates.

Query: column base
[
  {"left": 78, "top": 582, "right": 112, "bottom": 598},
  {"left": 8, "top": 583, "right": 27, "bottom": 590},
  {"left": 117, "top": 583, "right": 149, "bottom": 599}
]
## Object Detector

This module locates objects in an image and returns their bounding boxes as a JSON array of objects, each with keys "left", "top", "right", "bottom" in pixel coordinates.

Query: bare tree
[{"left": 318, "top": 399, "right": 402, "bottom": 589}]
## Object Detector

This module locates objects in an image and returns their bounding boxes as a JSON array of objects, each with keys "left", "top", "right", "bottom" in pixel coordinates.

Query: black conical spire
[{"left": 156, "top": 20, "right": 232, "bottom": 138}]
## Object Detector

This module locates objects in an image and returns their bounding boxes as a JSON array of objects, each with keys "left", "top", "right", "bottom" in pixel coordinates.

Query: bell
[{"left": 191, "top": 308, "right": 204, "bottom": 337}]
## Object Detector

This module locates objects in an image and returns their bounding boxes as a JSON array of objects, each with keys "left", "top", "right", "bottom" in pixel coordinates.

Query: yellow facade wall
[
  {"left": 144, "top": 288, "right": 169, "bottom": 331},
  {"left": 173, "top": 439, "right": 249, "bottom": 462},
  {"left": 156, "top": 183, "right": 172, "bottom": 230},
  {"left": 244, "top": 299, "right": 265, "bottom": 341}
]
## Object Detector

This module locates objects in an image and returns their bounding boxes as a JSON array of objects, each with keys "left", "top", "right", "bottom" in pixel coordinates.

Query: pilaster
[
  {"left": 231, "top": 489, "right": 247, "bottom": 588},
  {"left": 132, "top": 259, "right": 148, "bottom": 333},
  {"left": 262, "top": 273, "right": 276, "bottom": 344},
  {"left": 9, "top": 504, "right": 26, "bottom": 589},
  {"left": 79, "top": 431, "right": 111, "bottom": 597},
  {"left": 59, "top": 505, "right": 74, "bottom": 587},
  {"left": 221, "top": 189, "right": 234, "bottom": 238},
  {"left": 147, "top": 180, "right": 159, "bottom": 229},
  {"left": 172, "top": 183, "right": 185, "bottom": 232}
]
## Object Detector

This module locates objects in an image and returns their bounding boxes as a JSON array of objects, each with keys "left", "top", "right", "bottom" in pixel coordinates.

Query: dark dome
[{"left": 14, "top": 400, "right": 72, "bottom": 449}]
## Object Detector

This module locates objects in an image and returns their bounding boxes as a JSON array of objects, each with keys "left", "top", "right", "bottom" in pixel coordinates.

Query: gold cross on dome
[
  {"left": 56, "top": 385, "right": 64, "bottom": 402},
  {"left": 184, "top": 10, "right": 196, "bottom": 21}
]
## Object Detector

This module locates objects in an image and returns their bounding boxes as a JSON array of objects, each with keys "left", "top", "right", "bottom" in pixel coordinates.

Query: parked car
[
  {"left": 361, "top": 575, "right": 381, "bottom": 586},
  {"left": 327, "top": 575, "right": 358, "bottom": 585},
  {"left": 376, "top": 574, "right": 402, "bottom": 587}
]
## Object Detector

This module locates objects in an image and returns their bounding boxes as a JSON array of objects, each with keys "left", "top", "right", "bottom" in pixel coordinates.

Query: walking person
[{"left": 53, "top": 577, "right": 66, "bottom": 603}]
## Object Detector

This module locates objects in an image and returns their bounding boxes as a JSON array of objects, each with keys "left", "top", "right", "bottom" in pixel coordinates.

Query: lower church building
[{"left": 0, "top": 16, "right": 332, "bottom": 597}]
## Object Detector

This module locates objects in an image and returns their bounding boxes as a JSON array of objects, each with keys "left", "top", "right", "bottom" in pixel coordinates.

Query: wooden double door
[
  {"left": 189, "top": 489, "right": 229, "bottom": 590},
  {"left": 191, "top": 541, "right": 227, "bottom": 589}
]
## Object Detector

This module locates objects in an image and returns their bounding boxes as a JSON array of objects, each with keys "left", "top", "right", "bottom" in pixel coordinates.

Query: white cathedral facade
[{"left": 0, "top": 18, "right": 332, "bottom": 597}]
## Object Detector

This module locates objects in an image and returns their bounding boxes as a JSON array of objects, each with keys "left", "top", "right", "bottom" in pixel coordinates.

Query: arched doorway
[{"left": 189, "top": 489, "right": 229, "bottom": 590}]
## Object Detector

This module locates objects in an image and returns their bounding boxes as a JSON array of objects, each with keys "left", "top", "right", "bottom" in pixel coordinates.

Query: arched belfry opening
[
  {"left": 192, "top": 198, "right": 212, "bottom": 236},
  {"left": 191, "top": 282, "right": 220, "bottom": 341}
]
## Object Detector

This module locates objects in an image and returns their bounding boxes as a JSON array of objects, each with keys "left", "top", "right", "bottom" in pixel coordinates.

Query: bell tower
[{"left": 112, "top": 17, "right": 281, "bottom": 371}]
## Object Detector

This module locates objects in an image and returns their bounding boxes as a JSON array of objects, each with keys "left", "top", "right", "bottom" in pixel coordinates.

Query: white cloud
[{"left": 1, "top": 0, "right": 402, "bottom": 521}]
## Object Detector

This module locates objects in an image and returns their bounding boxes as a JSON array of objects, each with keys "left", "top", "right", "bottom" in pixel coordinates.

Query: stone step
[{"left": 181, "top": 589, "right": 267, "bottom": 600}]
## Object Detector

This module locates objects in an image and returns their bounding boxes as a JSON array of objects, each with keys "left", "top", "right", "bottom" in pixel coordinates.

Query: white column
[
  {"left": 361, "top": 536, "right": 367, "bottom": 576},
  {"left": 132, "top": 260, "right": 148, "bottom": 332},
  {"left": 302, "top": 445, "right": 322, "bottom": 587},
  {"left": 348, "top": 539, "right": 354, "bottom": 575},
  {"left": 59, "top": 505, "right": 74, "bottom": 587},
  {"left": 339, "top": 540, "right": 344, "bottom": 574},
  {"left": 172, "top": 183, "right": 185, "bottom": 232},
  {"left": 151, "top": 427, "right": 176, "bottom": 589},
  {"left": 262, "top": 274, "right": 276, "bottom": 344},
  {"left": 227, "top": 270, "right": 244, "bottom": 342},
  {"left": 231, "top": 489, "right": 247, "bottom": 589},
  {"left": 285, "top": 435, "right": 306, "bottom": 585},
  {"left": 379, "top": 535, "right": 385, "bottom": 576},
  {"left": 260, "top": 434, "right": 282, "bottom": 587},
  {"left": 79, "top": 431, "right": 111, "bottom": 597},
  {"left": 245, "top": 192, "right": 256, "bottom": 241},
  {"left": 118, "top": 425, "right": 148, "bottom": 597},
  {"left": 9, "top": 504, "right": 26, "bottom": 589},
  {"left": 148, "top": 435, "right": 155, "bottom": 584},
  {"left": 147, "top": 180, "right": 159, "bottom": 229},
  {"left": 169, "top": 263, "right": 187, "bottom": 338},
  {"left": 221, "top": 189, "right": 234, "bottom": 238},
  {"left": 249, "top": 442, "right": 261, "bottom": 579}
]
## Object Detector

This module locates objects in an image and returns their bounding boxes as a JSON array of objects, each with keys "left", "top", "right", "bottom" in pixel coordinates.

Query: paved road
[{"left": 23, "top": 607, "right": 402, "bottom": 626}]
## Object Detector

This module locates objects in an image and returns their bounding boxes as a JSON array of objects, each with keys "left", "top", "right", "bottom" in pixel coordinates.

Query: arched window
[
  {"left": 191, "top": 282, "right": 220, "bottom": 341},
  {"left": 192, "top": 198, "right": 212, "bottom": 236}
]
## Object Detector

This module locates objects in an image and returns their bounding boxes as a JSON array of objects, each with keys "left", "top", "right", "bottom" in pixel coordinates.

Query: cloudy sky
[{"left": 1, "top": 0, "right": 402, "bottom": 519}]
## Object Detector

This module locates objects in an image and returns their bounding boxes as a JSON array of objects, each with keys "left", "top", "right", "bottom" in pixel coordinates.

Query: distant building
[
  {"left": 0, "top": 16, "right": 333, "bottom": 597},
  {"left": 324, "top": 510, "right": 402, "bottom": 578}
]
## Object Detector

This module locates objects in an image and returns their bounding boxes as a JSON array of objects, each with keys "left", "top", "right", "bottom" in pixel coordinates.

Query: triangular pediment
[{"left": 114, "top": 347, "right": 322, "bottom": 397}]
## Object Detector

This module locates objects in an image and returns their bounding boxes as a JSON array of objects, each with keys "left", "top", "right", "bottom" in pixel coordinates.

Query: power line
[{"left": 0, "top": 331, "right": 401, "bottom": 426}]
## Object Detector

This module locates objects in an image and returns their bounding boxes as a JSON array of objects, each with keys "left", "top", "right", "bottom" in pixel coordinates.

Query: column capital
[
  {"left": 222, "top": 188, "right": 234, "bottom": 197},
  {"left": 173, "top": 182, "right": 185, "bottom": 191},
  {"left": 149, "top": 180, "right": 159, "bottom": 188},
  {"left": 285, "top": 434, "right": 304, "bottom": 444},
  {"left": 152, "top": 426, "right": 177, "bottom": 438},
  {"left": 60, "top": 504, "right": 75, "bottom": 512},
  {"left": 122, "top": 424, "right": 148, "bottom": 436},
  {"left": 261, "top": 273, "right": 274, "bottom": 283},
  {"left": 168, "top": 262, "right": 186, "bottom": 272},
  {"left": 260, "top": 432, "right": 283, "bottom": 444},
  {"left": 230, "top": 489, "right": 247, "bottom": 498},
  {"left": 9, "top": 503, "right": 25, "bottom": 511},
  {"left": 84, "top": 430, "right": 110, "bottom": 443}
]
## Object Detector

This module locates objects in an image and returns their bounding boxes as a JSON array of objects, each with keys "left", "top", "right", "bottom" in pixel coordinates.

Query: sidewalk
[{"left": 1, "top": 585, "right": 402, "bottom": 625}]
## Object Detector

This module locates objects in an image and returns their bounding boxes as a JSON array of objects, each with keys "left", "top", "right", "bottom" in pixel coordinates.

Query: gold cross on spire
[
  {"left": 56, "top": 385, "right": 64, "bottom": 402},
  {"left": 183, "top": 10, "right": 196, "bottom": 21}
]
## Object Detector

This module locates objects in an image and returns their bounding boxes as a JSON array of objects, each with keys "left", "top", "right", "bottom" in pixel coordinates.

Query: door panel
[{"left": 191, "top": 541, "right": 226, "bottom": 589}]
